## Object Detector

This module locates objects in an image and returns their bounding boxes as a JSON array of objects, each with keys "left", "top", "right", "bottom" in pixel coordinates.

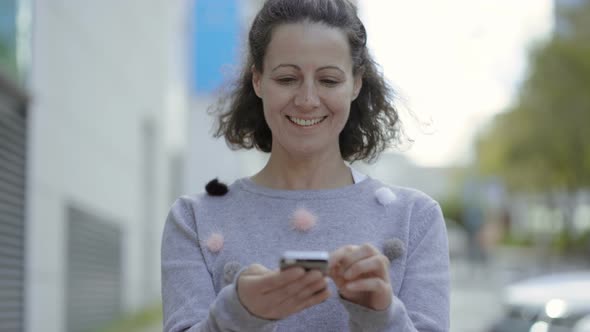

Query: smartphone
[{"left": 280, "top": 251, "right": 329, "bottom": 274}]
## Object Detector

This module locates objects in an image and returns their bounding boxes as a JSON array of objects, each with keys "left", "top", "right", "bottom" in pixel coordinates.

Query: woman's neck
[{"left": 252, "top": 150, "right": 353, "bottom": 190}]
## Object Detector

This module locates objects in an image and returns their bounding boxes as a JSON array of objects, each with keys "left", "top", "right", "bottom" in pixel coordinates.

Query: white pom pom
[{"left": 375, "top": 187, "right": 397, "bottom": 205}]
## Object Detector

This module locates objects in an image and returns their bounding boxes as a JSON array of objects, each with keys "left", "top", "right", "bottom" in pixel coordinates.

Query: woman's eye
[
  {"left": 321, "top": 79, "right": 340, "bottom": 86},
  {"left": 276, "top": 77, "right": 297, "bottom": 85}
]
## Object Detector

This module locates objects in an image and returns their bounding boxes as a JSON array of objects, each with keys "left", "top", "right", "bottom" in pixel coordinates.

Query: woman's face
[{"left": 252, "top": 22, "right": 362, "bottom": 159}]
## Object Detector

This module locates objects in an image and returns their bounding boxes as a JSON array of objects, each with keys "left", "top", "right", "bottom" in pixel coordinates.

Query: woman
[{"left": 161, "top": 0, "right": 450, "bottom": 331}]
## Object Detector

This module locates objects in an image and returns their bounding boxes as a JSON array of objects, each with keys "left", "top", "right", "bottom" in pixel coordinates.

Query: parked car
[{"left": 488, "top": 270, "right": 590, "bottom": 332}]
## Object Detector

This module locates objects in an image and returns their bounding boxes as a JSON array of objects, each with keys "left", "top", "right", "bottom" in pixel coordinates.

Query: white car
[{"left": 489, "top": 270, "right": 590, "bottom": 332}]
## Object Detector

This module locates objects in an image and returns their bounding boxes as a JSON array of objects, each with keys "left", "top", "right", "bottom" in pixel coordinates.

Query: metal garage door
[
  {"left": 65, "top": 206, "right": 122, "bottom": 332},
  {"left": 0, "top": 75, "right": 28, "bottom": 332}
]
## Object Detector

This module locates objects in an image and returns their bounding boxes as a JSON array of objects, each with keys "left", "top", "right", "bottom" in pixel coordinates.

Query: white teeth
[{"left": 288, "top": 116, "right": 325, "bottom": 127}]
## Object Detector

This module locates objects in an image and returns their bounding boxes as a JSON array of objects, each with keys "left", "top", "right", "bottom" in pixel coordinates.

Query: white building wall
[
  {"left": 25, "top": 0, "right": 188, "bottom": 331},
  {"left": 356, "top": 153, "right": 455, "bottom": 201},
  {"left": 185, "top": 98, "right": 268, "bottom": 193}
]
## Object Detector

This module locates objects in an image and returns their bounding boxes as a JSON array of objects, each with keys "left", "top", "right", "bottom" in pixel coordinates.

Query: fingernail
[{"left": 346, "top": 283, "right": 358, "bottom": 290}]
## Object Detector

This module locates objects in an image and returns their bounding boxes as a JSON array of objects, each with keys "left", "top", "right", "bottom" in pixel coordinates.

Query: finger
[
  {"left": 345, "top": 277, "right": 391, "bottom": 293},
  {"left": 301, "top": 277, "right": 328, "bottom": 299},
  {"left": 328, "top": 267, "right": 348, "bottom": 288},
  {"left": 342, "top": 243, "right": 380, "bottom": 268},
  {"left": 239, "top": 264, "right": 273, "bottom": 290},
  {"left": 330, "top": 244, "right": 379, "bottom": 275},
  {"left": 260, "top": 266, "right": 306, "bottom": 293},
  {"left": 293, "top": 276, "right": 329, "bottom": 301},
  {"left": 343, "top": 254, "right": 390, "bottom": 281},
  {"left": 242, "top": 263, "right": 270, "bottom": 276},
  {"left": 328, "top": 245, "right": 359, "bottom": 273},
  {"left": 275, "top": 270, "right": 324, "bottom": 300},
  {"left": 293, "top": 287, "right": 331, "bottom": 313}
]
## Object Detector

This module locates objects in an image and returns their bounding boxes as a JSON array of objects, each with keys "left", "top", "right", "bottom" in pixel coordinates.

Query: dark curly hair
[{"left": 213, "top": 0, "right": 402, "bottom": 162}]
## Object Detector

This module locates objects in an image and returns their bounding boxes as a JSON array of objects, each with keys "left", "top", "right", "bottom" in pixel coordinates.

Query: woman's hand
[
  {"left": 237, "top": 263, "right": 330, "bottom": 320},
  {"left": 328, "top": 244, "right": 392, "bottom": 311}
]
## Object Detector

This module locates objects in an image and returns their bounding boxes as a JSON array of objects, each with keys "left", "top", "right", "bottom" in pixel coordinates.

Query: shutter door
[
  {"left": 65, "top": 206, "right": 122, "bottom": 332},
  {"left": 0, "top": 80, "right": 27, "bottom": 332}
]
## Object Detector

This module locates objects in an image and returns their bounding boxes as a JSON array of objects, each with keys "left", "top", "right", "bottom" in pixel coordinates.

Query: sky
[{"left": 359, "top": 0, "right": 554, "bottom": 168}]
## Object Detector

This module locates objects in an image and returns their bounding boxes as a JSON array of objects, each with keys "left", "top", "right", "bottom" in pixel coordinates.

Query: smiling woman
[
  {"left": 251, "top": 22, "right": 361, "bottom": 165},
  {"left": 214, "top": 3, "right": 401, "bottom": 164},
  {"left": 161, "top": 0, "right": 450, "bottom": 331}
]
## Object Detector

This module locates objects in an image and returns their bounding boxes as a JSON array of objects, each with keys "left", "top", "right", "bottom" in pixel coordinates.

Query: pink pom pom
[
  {"left": 375, "top": 187, "right": 397, "bottom": 206},
  {"left": 291, "top": 208, "right": 317, "bottom": 232},
  {"left": 205, "top": 233, "right": 224, "bottom": 253}
]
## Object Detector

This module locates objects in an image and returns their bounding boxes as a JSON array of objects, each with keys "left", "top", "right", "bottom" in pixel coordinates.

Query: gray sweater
[{"left": 161, "top": 177, "right": 450, "bottom": 332}]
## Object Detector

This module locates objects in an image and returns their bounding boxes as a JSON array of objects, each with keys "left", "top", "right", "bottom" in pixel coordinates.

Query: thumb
[{"left": 243, "top": 263, "right": 270, "bottom": 276}]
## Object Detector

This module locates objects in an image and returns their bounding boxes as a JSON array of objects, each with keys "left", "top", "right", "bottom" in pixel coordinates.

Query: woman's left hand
[{"left": 328, "top": 243, "right": 392, "bottom": 311}]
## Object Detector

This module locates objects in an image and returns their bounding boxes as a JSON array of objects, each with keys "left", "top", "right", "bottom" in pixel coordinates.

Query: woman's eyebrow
[
  {"left": 317, "top": 66, "right": 345, "bottom": 74},
  {"left": 272, "top": 64, "right": 299, "bottom": 72},
  {"left": 271, "top": 64, "right": 345, "bottom": 73}
]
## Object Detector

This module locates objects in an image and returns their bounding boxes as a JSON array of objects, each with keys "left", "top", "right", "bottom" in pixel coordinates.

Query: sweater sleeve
[
  {"left": 341, "top": 202, "right": 451, "bottom": 332},
  {"left": 161, "top": 197, "right": 278, "bottom": 332}
]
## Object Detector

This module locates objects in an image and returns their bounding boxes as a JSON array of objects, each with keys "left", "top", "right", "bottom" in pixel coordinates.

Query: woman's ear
[
  {"left": 252, "top": 66, "right": 262, "bottom": 98},
  {"left": 352, "top": 74, "right": 363, "bottom": 101}
]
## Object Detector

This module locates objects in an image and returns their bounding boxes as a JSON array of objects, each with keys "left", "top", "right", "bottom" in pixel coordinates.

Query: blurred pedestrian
[
  {"left": 161, "top": 0, "right": 450, "bottom": 331},
  {"left": 462, "top": 178, "right": 490, "bottom": 279}
]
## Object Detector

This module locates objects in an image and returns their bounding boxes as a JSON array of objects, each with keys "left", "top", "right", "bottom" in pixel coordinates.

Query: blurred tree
[
  {"left": 0, "top": 36, "right": 18, "bottom": 81},
  {"left": 0, "top": 0, "right": 19, "bottom": 82},
  {"left": 477, "top": 1, "right": 590, "bottom": 192},
  {"left": 476, "top": 1, "right": 590, "bottom": 251}
]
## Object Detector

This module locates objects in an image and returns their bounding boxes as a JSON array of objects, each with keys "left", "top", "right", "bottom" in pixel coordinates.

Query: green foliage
[
  {"left": 439, "top": 167, "right": 472, "bottom": 228},
  {"left": 476, "top": 2, "right": 590, "bottom": 192},
  {"left": 0, "top": 36, "right": 18, "bottom": 81},
  {"left": 551, "top": 229, "right": 590, "bottom": 255},
  {"left": 500, "top": 232, "right": 534, "bottom": 247},
  {"left": 94, "top": 304, "right": 162, "bottom": 332},
  {"left": 440, "top": 195, "right": 465, "bottom": 227}
]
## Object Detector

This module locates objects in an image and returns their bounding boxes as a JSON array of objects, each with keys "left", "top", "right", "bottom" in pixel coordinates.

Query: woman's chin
[{"left": 285, "top": 145, "right": 333, "bottom": 159}]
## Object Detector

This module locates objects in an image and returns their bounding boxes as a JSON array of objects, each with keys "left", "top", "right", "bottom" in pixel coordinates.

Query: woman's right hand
[{"left": 237, "top": 264, "right": 330, "bottom": 320}]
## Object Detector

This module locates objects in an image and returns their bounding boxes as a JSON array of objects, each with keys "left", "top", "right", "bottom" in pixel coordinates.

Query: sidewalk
[{"left": 138, "top": 323, "right": 162, "bottom": 332}]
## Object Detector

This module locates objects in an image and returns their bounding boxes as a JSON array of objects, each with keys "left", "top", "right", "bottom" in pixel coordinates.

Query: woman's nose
[{"left": 294, "top": 81, "right": 320, "bottom": 110}]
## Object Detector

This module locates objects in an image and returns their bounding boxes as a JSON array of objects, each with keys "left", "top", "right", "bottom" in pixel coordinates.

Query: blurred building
[
  {"left": 1, "top": 71, "right": 28, "bottom": 332},
  {"left": 507, "top": 190, "right": 590, "bottom": 243},
  {"left": 185, "top": 0, "right": 268, "bottom": 192},
  {"left": 356, "top": 152, "right": 458, "bottom": 201},
  {"left": 1, "top": 0, "right": 189, "bottom": 331},
  {"left": 1, "top": 1, "right": 27, "bottom": 331},
  {"left": 0, "top": 0, "right": 19, "bottom": 81}
]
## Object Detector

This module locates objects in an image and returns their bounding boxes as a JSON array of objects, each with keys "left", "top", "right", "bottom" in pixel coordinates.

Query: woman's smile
[{"left": 286, "top": 115, "right": 329, "bottom": 128}]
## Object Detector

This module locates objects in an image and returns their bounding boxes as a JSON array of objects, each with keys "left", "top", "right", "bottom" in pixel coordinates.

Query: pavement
[{"left": 139, "top": 324, "right": 162, "bottom": 332}]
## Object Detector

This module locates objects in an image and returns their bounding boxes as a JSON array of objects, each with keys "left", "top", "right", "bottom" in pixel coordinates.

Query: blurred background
[{"left": 0, "top": 0, "right": 588, "bottom": 331}]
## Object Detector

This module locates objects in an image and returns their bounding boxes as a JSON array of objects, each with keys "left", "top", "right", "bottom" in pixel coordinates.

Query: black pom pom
[
  {"left": 205, "top": 178, "right": 229, "bottom": 196},
  {"left": 383, "top": 238, "right": 405, "bottom": 262},
  {"left": 223, "top": 261, "right": 242, "bottom": 286}
]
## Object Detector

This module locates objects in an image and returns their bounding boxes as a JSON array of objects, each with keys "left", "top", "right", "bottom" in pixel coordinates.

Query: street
[
  {"left": 450, "top": 246, "right": 590, "bottom": 332},
  {"left": 451, "top": 257, "right": 503, "bottom": 332}
]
